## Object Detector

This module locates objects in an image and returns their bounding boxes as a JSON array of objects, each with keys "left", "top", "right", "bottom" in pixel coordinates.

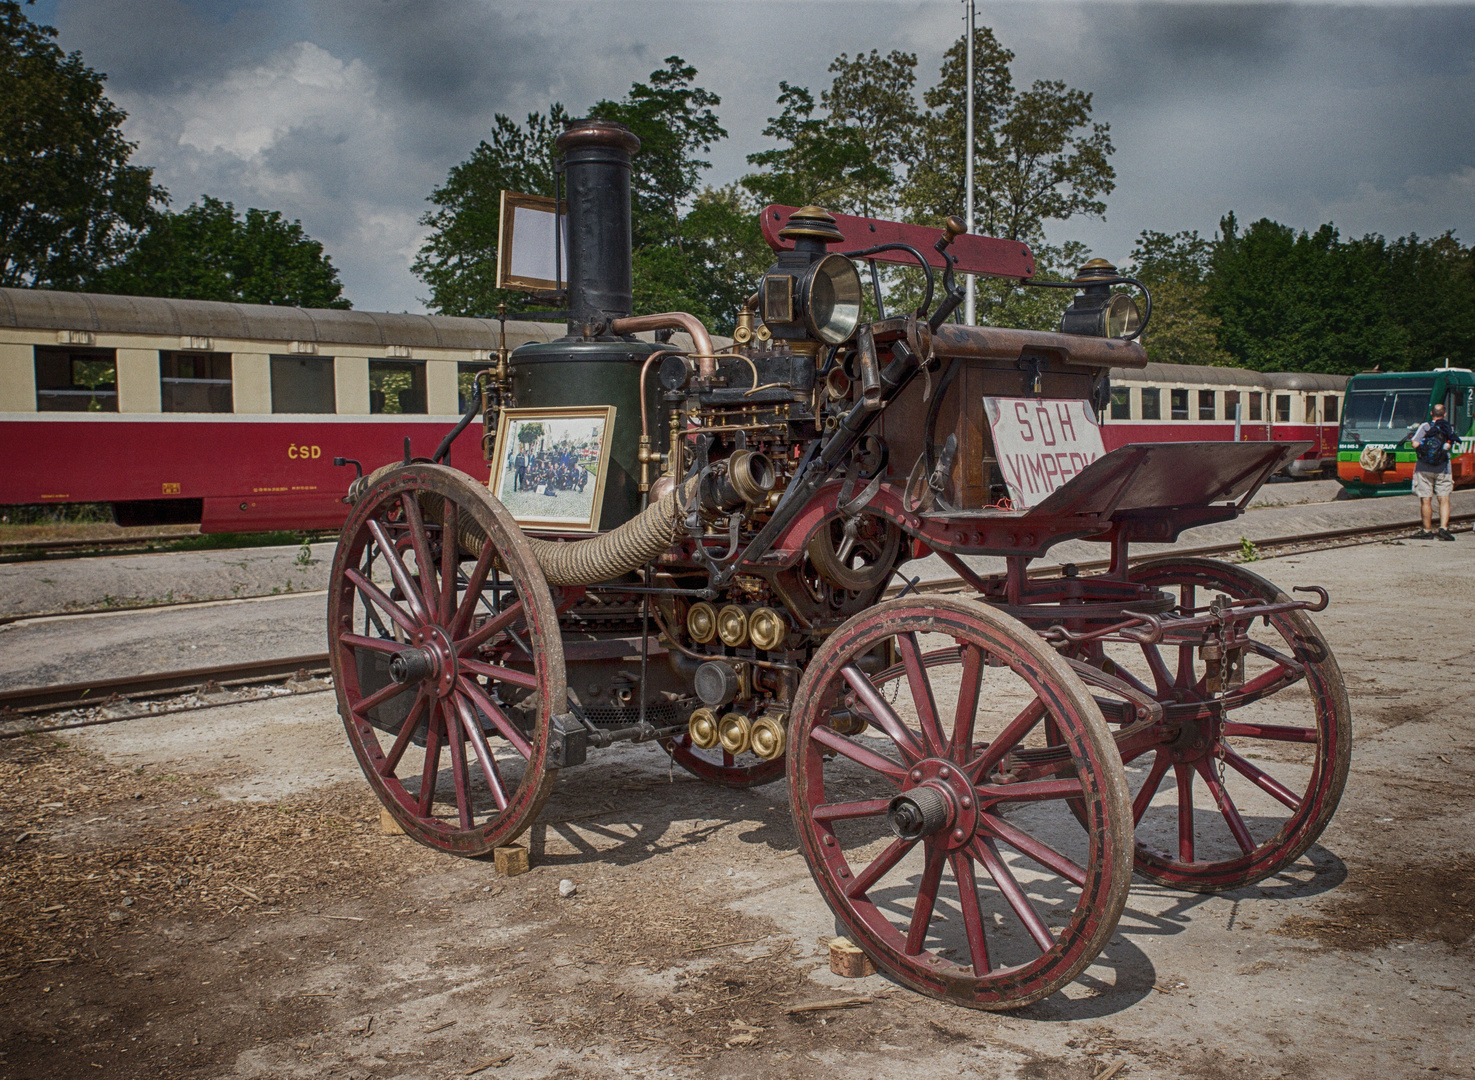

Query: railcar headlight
[{"left": 802, "top": 254, "right": 863, "bottom": 344}]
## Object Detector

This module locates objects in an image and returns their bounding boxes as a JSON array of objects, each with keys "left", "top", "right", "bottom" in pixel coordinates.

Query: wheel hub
[
  {"left": 389, "top": 626, "right": 458, "bottom": 697},
  {"left": 897, "top": 758, "right": 980, "bottom": 851}
]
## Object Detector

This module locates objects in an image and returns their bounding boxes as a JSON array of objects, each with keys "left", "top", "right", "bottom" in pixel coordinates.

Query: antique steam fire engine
[{"left": 329, "top": 119, "right": 1349, "bottom": 1009}]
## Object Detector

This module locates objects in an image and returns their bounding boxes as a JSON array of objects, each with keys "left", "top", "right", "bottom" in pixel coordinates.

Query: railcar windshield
[{"left": 1340, "top": 375, "right": 1435, "bottom": 440}]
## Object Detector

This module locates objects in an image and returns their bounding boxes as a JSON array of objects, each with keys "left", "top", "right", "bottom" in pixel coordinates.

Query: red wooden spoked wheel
[
  {"left": 1101, "top": 557, "right": 1351, "bottom": 892},
  {"left": 661, "top": 735, "right": 786, "bottom": 789},
  {"left": 328, "top": 464, "right": 564, "bottom": 857},
  {"left": 787, "top": 595, "right": 1133, "bottom": 1011}
]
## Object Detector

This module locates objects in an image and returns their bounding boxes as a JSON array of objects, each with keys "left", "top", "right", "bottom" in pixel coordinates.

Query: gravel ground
[{"left": 1, "top": 537, "right": 1472, "bottom": 1080}]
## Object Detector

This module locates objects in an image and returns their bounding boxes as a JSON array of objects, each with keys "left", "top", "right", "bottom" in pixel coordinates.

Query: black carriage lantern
[
  {"left": 758, "top": 206, "right": 865, "bottom": 349},
  {"left": 1057, "top": 258, "right": 1148, "bottom": 340}
]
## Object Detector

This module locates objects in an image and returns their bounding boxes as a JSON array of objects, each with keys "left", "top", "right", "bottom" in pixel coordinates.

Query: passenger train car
[
  {"left": 0, "top": 288, "right": 579, "bottom": 531},
  {"left": 1335, "top": 365, "right": 1475, "bottom": 495},
  {"left": 1104, "top": 362, "right": 1347, "bottom": 476}
]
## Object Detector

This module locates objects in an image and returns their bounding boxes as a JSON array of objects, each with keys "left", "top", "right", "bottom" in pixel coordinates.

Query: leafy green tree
[
  {"left": 1127, "top": 230, "right": 1231, "bottom": 366},
  {"left": 0, "top": 0, "right": 164, "bottom": 288},
  {"left": 93, "top": 196, "right": 349, "bottom": 308},
  {"left": 1383, "top": 231, "right": 1475, "bottom": 371},
  {"left": 413, "top": 105, "right": 568, "bottom": 317},
  {"left": 905, "top": 34, "right": 1115, "bottom": 246}
]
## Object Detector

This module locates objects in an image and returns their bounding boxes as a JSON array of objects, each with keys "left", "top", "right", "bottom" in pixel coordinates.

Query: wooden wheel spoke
[
  {"left": 1132, "top": 751, "right": 1172, "bottom": 825},
  {"left": 339, "top": 632, "right": 409, "bottom": 656},
  {"left": 974, "top": 778, "right": 1084, "bottom": 804},
  {"left": 1221, "top": 748, "right": 1302, "bottom": 811},
  {"left": 453, "top": 693, "right": 508, "bottom": 812},
  {"left": 1141, "top": 643, "right": 1175, "bottom": 697},
  {"left": 439, "top": 500, "right": 459, "bottom": 625},
  {"left": 451, "top": 537, "right": 496, "bottom": 639},
  {"left": 400, "top": 493, "right": 441, "bottom": 618},
  {"left": 367, "top": 519, "right": 430, "bottom": 623},
  {"left": 353, "top": 675, "right": 415, "bottom": 717},
  {"left": 949, "top": 852, "right": 991, "bottom": 975},
  {"left": 457, "top": 598, "right": 527, "bottom": 656},
  {"left": 1221, "top": 721, "right": 1318, "bottom": 744},
  {"left": 809, "top": 724, "right": 907, "bottom": 785},
  {"left": 897, "top": 632, "right": 946, "bottom": 756},
  {"left": 1197, "top": 760, "right": 1256, "bottom": 855},
  {"left": 812, "top": 798, "right": 891, "bottom": 823},
  {"left": 840, "top": 664, "right": 925, "bottom": 764},
  {"left": 968, "top": 697, "right": 1048, "bottom": 781},
  {"left": 972, "top": 837, "right": 1053, "bottom": 954},
  {"left": 417, "top": 709, "right": 444, "bottom": 816},
  {"left": 1235, "top": 664, "right": 1303, "bottom": 700},
  {"left": 346, "top": 567, "right": 419, "bottom": 635},
  {"left": 905, "top": 844, "right": 947, "bottom": 955},
  {"left": 1175, "top": 763, "right": 1195, "bottom": 863},
  {"left": 461, "top": 658, "right": 539, "bottom": 690},
  {"left": 442, "top": 701, "right": 474, "bottom": 830},
  {"left": 1175, "top": 642, "right": 1196, "bottom": 690},
  {"left": 949, "top": 643, "right": 983, "bottom": 764},
  {"left": 845, "top": 835, "right": 915, "bottom": 900},
  {"left": 458, "top": 676, "right": 534, "bottom": 760},
  {"left": 979, "top": 813, "right": 1087, "bottom": 888},
  {"left": 378, "top": 689, "right": 429, "bottom": 777}
]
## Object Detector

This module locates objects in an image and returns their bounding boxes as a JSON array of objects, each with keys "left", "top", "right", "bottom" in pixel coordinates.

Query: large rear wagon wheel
[
  {"left": 1106, "top": 557, "right": 1351, "bottom": 892},
  {"left": 788, "top": 595, "right": 1133, "bottom": 1011},
  {"left": 328, "top": 464, "right": 565, "bottom": 857}
]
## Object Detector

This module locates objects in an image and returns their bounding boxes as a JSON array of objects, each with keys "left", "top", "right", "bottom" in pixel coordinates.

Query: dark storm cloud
[{"left": 33, "top": 1, "right": 1475, "bottom": 310}]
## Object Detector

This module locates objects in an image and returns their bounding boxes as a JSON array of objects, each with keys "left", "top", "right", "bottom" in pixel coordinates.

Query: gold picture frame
[
  {"left": 487, "top": 406, "right": 616, "bottom": 533},
  {"left": 495, "top": 190, "right": 567, "bottom": 292}
]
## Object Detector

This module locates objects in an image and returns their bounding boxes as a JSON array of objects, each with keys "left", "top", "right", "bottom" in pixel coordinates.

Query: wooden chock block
[
  {"left": 379, "top": 808, "right": 404, "bottom": 835},
  {"left": 828, "top": 936, "right": 876, "bottom": 978},
  {"left": 494, "top": 844, "right": 530, "bottom": 877}
]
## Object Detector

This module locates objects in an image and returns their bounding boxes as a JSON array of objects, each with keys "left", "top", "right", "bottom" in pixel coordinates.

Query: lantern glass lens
[
  {"left": 1104, "top": 293, "right": 1141, "bottom": 338},
  {"left": 804, "top": 254, "right": 863, "bottom": 344}
]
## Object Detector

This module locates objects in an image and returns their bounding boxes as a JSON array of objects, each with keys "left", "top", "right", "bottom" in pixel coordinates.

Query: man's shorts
[{"left": 1412, "top": 469, "right": 1453, "bottom": 498}]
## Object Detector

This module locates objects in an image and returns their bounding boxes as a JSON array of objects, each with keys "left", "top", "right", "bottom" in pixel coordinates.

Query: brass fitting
[
  {"left": 718, "top": 713, "right": 752, "bottom": 755},
  {"left": 747, "top": 606, "right": 787, "bottom": 652},
  {"left": 717, "top": 604, "right": 749, "bottom": 647},
  {"left": 750, "top": 714, "right": 787, "bottom": 760},
  {"left": 688, "top": 707, "right": 720, "bottom": 750},
  {"left": 687, "top": 601, "right": 718, "bottom": 644},
  {"left": 637, "top": 434, "right": 661, "bottom": 494}
]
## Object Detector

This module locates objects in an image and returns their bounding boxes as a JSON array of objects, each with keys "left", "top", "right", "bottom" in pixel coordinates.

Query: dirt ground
[{"left": 2, "top": 538, "right": 1474, "bottom": 1079}]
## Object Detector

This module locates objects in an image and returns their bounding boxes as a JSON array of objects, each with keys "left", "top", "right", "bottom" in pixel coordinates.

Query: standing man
[{"left": 1411, "top": 402, "right": 1458, "bottom": 540}]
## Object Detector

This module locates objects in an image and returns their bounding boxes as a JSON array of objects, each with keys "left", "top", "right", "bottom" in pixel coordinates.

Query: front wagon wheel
[{"left": 328, "top": 464, "right": 564, "bottom": 857}]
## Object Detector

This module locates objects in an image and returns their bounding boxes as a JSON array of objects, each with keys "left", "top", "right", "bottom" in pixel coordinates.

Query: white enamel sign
[{"left": 984, "top": 397, "right": 1106, "bottom": 510}]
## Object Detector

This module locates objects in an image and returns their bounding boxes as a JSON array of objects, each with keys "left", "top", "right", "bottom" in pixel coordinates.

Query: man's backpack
[{"left": 1417, "top": 419, "right": 1456, "bottom": 467}]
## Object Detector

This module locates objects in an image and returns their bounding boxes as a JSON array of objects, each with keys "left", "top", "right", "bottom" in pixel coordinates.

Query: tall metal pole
[{"left": 963, "top": 0, "right": 976, "bottom": 325}]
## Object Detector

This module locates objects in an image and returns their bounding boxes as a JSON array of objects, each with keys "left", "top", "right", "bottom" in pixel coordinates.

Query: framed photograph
[
  {"left": 495, "top": 190, "right": 568, "bottom": 292},
  {"left": 488, "top": 406, "right": 616, "bottom": 532}
]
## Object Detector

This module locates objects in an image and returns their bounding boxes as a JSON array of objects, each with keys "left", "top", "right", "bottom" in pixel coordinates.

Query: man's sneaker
[
  {"left": 1438, "top": 527, "right": 1456, "bottom": 541},
  {"left": 1414, "top": 529, "right": 1436, "bottom": 539}
]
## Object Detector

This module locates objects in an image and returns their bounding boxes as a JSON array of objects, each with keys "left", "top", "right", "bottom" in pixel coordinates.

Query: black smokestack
[{"left": 554, "top": 118, "right": 640, "bottom": 332}]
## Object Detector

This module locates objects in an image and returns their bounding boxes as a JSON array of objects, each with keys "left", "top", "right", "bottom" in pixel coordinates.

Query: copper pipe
[{"left": 609, "top": 312, "right": 717, "bottom": 376}]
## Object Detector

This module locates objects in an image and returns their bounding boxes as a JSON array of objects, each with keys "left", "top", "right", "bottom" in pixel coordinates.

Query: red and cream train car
[
  {"left": 0, "top": 288, "right": 571, "bottom": 532},
  {"left": 1103, "top": 362, "right": 1346, "bottom": 476}
]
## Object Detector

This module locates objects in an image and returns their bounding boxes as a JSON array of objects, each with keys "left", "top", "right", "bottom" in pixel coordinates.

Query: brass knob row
[{"left": 686, "top": 602, "right": 787, "bottom": 651}]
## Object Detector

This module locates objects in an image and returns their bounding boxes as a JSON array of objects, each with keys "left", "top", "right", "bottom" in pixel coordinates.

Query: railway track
[
  {"left": 0, "top": 529, "right": 337, "bottom": 564},
  {"left": 2, "top": 512, "right": 1467, "bottom": 739}
]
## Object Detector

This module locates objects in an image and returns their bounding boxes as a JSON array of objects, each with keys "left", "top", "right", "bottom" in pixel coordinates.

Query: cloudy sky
[{"left": 30, "top": 0, "right": 1475, "bottom": 313}]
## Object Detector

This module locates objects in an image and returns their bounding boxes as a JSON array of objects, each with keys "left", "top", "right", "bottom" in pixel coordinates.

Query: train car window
[
  {"left": 1323, "top": 395, "right": 1338, "bottom": 423},
  {"left": 1198, "top": 389, "right": 1215, "bottom": 420},
  {"left": 1109, "top": 387, "right": 1131, "bottom": 419},
  {"left": 1305, "top": 396, "right": 1317, "bottom": 424},
  {"left": 1248, "top": 392, "right": 1262, "bottom": 421},
  {"left": 34, "top": 346, "right": 117, "bottom": 412},
  {"left": 271, "top": 355, "right": 336, "bottom": 414},
  {"left": 1170, "top": 388, "right": 1189, "bottom": 420},
  {"left": 369, "top": 359, "right": 427, "bottom": 415},
  {"left": 1224, "top": 390, "right": 1240, "bottom": 420},
  {"left": 1140, "top": 387, "right": 1161, "bottom": 420},
  {"left": 160, "top": 352, "right": 232, "bottom": 413},
  {"left": 458, "top": 362, "right": 488, "bottom": 415},
  {"left": 1275, "top": 394, "right": 1291, "bottom": 423}
]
